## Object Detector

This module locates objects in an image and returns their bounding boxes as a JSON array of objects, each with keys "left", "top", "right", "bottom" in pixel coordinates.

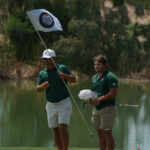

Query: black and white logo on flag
[{"left": 39, "top": 12, "right": 54, "bottom": 28}]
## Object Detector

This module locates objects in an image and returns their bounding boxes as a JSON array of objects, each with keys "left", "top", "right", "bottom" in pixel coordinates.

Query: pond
[{"left": 0, "top": 79, "right": 150, "bottom": 150}]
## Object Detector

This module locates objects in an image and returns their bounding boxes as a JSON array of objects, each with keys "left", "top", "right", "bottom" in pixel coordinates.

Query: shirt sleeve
[
  {"left": 37, "top": 73, "right": 42, "bottom": 85},
  {"left": 60, "top": 65, "right": 72, "bottom": 75},
  {"left": 108, "top": 76, "right": 118, "bottom": 89}
]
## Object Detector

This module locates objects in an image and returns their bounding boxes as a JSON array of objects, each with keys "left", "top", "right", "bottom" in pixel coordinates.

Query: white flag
[{"left": 27, "top": 9, "right": 63, "bottom": 32}]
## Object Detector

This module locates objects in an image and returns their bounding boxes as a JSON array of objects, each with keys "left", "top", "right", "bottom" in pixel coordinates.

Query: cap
[{"left": 41, "top": 49, "right": 56, "bottom": 59}]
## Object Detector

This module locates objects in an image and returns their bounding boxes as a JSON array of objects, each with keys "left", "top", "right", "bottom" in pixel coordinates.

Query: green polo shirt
[
  {"left": 37, "top": 64, "right": 72, "bottom": 103},
  {"left": 92, "top": 69, "right": 118, "bottom": 110}
]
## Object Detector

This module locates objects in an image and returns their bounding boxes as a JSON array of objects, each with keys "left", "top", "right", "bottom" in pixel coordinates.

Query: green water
[{"left": 0, "top": 79, "right": 150, "bottom": 150}]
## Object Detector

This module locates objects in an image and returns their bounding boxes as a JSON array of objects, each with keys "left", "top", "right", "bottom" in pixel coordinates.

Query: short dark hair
[{"left": 93, "top": 55, "right": 107, "bottom": 65}]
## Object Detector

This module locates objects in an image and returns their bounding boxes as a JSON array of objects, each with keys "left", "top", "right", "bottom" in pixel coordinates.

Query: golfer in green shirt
[
  {"left": 36, "top": 49, "right": 76, "bottom": 150},
  {"left": 89, "top": 54, "right": 118, "bottom": 150}
]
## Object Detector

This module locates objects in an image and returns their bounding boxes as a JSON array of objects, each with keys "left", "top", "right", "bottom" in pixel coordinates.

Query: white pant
[{"left": 46, "top": 97, "right": 72, "bottom": 128}]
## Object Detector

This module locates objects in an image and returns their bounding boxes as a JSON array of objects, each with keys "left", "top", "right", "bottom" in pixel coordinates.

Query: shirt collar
[
  {"left": 96, "top": 69, "right": 108, "bottom": 80},
  {"left": 46, "top": 64, "right": 58, "bottom": 72}
]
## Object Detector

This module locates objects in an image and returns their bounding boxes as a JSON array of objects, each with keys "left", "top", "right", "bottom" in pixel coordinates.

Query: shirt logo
[
  {"left": 101, "top": 78, "right": 104, "bottom": 81},
  {"left": 112, "top": 82, "right": 116, "bottom": 86}
]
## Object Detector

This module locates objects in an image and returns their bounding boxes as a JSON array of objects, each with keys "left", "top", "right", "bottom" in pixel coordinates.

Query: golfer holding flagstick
[
  {"left": 36, "top": 49, "right": 76, "bottom": 150},
  {"left": 28, "top": 9, "right": 94, "bottom": 149}
]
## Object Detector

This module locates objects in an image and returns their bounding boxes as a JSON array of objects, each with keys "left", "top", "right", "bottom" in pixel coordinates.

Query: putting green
[{"left": 0, "top": 147, "right": 121, "bottom": 150}]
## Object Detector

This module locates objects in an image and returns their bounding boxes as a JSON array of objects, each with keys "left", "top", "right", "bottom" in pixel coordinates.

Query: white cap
[{"left": 41, "top": 49, "right": 56, "bottom": 59}]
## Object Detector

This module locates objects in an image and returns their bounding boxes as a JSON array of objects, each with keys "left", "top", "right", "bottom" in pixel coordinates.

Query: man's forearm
[
  {"left": 36, "top": 81, "right": 49, "bottom": 92},
  {"left": 97, "top": 88, "right": 117, "bottom": 102},
  {"left": 66, "top": 74, "right": 76, "bottom": 83},
  {"left": 59, "top": 73, "right": 76, "bottom": 83},
  {"left": 36, "top": 85, "right": 45, "bottom": 92}
]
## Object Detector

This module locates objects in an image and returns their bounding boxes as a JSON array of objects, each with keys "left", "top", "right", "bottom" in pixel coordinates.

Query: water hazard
[{"left": 0, "top": 79, "right": 150, "bottom": 149}]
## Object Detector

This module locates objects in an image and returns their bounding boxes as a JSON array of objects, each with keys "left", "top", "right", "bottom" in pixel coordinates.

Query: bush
[{"left": 4, "top": 9, "right": 39, "bottom": 61}]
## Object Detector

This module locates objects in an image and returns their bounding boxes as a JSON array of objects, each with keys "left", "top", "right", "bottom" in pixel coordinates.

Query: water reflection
[
  {"left": 115, "top": 80, "right": 150, "bottom": 150},
  {"left": 0, "top": 79, "right": 150, "bottom": 149},
  {"left": 0, "top": 80, "right": 52, "bottom": 147},
  {"left": 124, "top": 93, "right": 150, "bottom": 150}
]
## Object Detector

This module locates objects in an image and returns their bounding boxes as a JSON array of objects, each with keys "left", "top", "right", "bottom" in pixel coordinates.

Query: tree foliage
[
  {"left": 4, "top": 9, "right": 39, "bottom": 61},
  {"left": 0, "top": 0, "right": 150, "bottom": 76}
]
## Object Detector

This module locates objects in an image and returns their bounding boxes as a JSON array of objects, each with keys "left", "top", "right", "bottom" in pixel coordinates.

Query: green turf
[
  {"left": 0, "top": 148, "right": 121, "bottom": 150},
  {"left": 0, "top": 148, "right": 99, "bottom": 150}
]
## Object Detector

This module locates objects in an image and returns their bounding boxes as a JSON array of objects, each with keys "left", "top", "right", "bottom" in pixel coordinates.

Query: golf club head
[
  {"left": 82, "top": 102, "right": 87, "bottom": 109},
  {"left": 90, "top": 133, "right": 94, "bottom": 138}
]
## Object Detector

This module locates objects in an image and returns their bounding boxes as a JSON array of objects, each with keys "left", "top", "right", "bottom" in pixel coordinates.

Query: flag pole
[
  {"left": 36, "top": 31, "right": 47, "bottom": 49},
  {"left": 27, "top": 11, "right": 47, "bottom": 49},
  {"left": 27, "top": 12, "right": 94, "bottom": 137}
]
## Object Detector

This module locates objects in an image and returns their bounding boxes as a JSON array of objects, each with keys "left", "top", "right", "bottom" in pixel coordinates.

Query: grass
[
  {"left": 0, "top": 148, "right": 99, "bottom": 150},
  {"left": 0, "top": 148, "right": 121, "bottom": 150}
]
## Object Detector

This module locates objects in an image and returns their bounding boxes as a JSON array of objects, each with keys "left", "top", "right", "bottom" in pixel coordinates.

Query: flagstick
[
  {"left": 36, "top": 31, "right": 48, "bottom": 49},
  {"left": 35, "top": 30, "right": 94, "bottom": 137}
]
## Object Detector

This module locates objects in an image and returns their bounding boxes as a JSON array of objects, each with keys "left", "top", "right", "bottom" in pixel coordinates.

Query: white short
[{"left": 46, "top": 97, "right": 72, "bottom": 128}]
